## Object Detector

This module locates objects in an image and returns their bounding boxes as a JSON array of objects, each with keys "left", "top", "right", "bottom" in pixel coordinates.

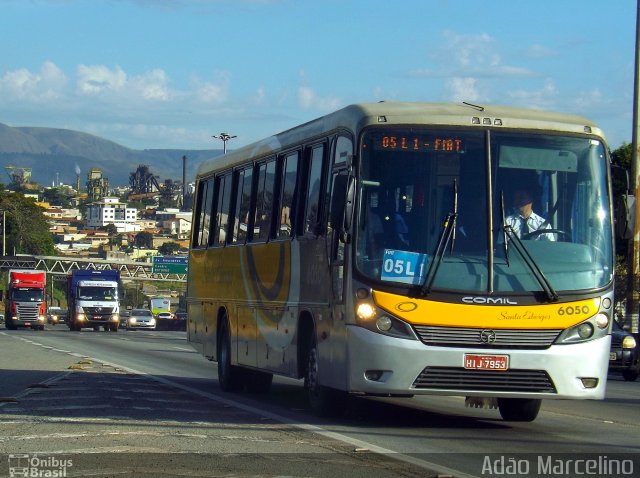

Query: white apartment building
[
  {"left": 162, "top": 217, "right": 192, "bottom": 237},
  {"left": 86, "top": 197, "right": 140, "bottom": 232}
]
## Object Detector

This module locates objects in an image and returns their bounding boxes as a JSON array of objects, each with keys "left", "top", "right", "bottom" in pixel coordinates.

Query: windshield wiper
[
  {"left": 421, "top": 181, "right": 458, "bottom": 296},
  {"left": 500, "top": 191, "right": 510, "bottom": 267},
  {"left": 499, "top": 198, "right": 558, "bottom": 302}
]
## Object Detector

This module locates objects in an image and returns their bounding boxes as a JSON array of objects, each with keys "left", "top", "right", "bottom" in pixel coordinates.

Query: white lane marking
[{"left": 1, "top": 330, "right": 476, "bottom": 478}]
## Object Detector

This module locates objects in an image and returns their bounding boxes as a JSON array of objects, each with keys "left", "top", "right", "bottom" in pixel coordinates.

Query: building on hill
[{"left": 86, "top": 197, "right": 140, "bottom": 233}]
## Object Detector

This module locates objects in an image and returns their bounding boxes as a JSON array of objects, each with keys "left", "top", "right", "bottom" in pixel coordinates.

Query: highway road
[{"left": 1, "top": 326, "right": 639, "bottom": 478}]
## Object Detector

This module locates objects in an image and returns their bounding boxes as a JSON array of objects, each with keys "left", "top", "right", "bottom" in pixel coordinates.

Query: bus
[
  {"left": 149, "top": 297, "right": 172, "bottom": 316},
  {"left": 186, "top": 102, "right": 614, "bottom": 421}
]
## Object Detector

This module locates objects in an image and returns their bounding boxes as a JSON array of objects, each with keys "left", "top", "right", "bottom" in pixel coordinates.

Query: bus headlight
[
  {"left": 77, "top": 313, "right": 86, "bottom": 321},
  {"left": 355, "top": 301, "right": 417, "bottom": 340},
  {"left": 555, "top": 314, "right": 610, "bottom": 345},
  {"left": 576, "top": 323, "right": 594, "bottom": 339},
  {"left": 111, "top": 313, "right": 120, "bottom": 322},
  {"left": 356, "top": 303, "right": 376, "bottom": 320},
  {"left": 622, "top": 335, "right": 637, "bottom": 349},
  {"left": 376, "top": 316, "right": 393, "bottom": 332}
]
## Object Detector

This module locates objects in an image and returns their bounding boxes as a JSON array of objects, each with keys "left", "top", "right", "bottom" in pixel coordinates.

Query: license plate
[
  {"left": 464, "top": 354, "right": 509, "bottom": 371},
  {"left": 610, "top": 352, "right": 617, "bottom": 361},
  {"left": 93, "top": 316, "right": 103, "bottom": 320}
]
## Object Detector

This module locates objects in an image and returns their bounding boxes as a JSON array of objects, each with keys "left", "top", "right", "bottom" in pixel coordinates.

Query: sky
[{"left": 0, "top": 0, "right": 637, "bottom": 152}]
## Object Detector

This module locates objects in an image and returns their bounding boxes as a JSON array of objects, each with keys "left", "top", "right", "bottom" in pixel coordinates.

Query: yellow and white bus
[{"left": 187, "top": 102, "right": 614, "bottom": 421}]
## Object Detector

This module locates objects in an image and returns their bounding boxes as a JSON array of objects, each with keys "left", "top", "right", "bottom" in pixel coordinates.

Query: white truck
[{"left": 66, "top": 270, "right": 122, "bottom": 332}]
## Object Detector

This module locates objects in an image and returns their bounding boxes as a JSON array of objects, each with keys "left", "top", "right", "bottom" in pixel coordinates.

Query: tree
[
  {"left": 42, "top": 187, "right": 72, "bottom": 208},
  {"left": 0, "top": 191, "right": 55, "bottom": 255},
  {"left": 158, "top": 241, "right": 181, "bottom": 256},
  {"left": 134, "top": 231, "right": 154, "bottom": 249},
  {"left": 611, "top": 142, "right": 632, "bottom": 199}
]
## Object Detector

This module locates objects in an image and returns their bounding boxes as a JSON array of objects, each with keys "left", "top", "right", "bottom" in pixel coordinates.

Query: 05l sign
[{"left": 380, "top": 249, "right": 428, "bottom": 285}]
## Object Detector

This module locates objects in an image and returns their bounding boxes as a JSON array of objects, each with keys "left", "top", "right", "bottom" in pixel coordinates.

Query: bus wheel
[
  {"left": 497, "top": 398, "right": 541, "bottom": 422},
  {"left": 245, "top": 370, "right": 273, "bottom": 393},
  {"left": 5, "top": 318, "right": 17, "bottom": 330},
  {"left": 305, "top": 334, "right": 347, "bottom": 416},
  {"left": 217, "top": 319, "right": 243, "bottom": 392}
]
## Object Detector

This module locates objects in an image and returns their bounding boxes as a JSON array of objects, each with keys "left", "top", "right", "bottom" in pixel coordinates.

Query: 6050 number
[{"left": 557, "top": 305, "right": 590, "bottom": 316}]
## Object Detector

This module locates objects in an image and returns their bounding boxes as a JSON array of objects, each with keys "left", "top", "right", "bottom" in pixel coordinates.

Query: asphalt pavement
[{"left": 0, "top": 329, "right": 430, "bottom": 478}]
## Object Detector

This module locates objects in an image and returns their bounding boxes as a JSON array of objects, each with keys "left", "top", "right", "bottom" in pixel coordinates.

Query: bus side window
[
  {"left": 192, "top": 180, "right": 206, "bottom": 249},
  {"left": 231, "top": 167, "right": 253, "bottom": 244},
  {"left": 213, "top": 172, "right": 232, "bottom": 246},
  {"left": 194, "top": 177, "right": 214, "bottom": 248},
  {"left": 252, "top": 158, "right": 276, "bottom": 242},
  {"left": 302, "top": 144, "right": 326, "bottom": 237},
  {"left": 277, "top": 151, "right": 299, "bottom": 239}
]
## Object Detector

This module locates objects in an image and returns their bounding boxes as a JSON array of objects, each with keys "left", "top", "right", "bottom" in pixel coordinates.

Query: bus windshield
[{"left": 356, "top": 127, "right": 613, "bottom": 295}]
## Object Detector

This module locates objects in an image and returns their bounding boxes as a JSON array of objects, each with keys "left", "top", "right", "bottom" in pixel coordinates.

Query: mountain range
[{"left": 0, "top": 122, "right": 222, "bottom": 188}]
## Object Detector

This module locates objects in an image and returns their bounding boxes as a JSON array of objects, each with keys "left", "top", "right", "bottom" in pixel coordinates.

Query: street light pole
[
  {"left": 212, "top": 133, "right": 237, "bottom": 154},
  {"left": 627, "top": 0, "right": 640, "bottom": 336},
  {"left": 181, "top": 155, "right": 187, "bottom": 210}
]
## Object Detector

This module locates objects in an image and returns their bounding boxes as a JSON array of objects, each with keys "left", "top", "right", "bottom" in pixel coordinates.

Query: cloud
[
  {"left": 409, "top": 31, "right": 536, "bottom": 80},
  {"left": 506, "top": 78, "right": 559, "bottom": 108},
  {"left": 526, "top": 44, "right": 559, "bottom": 59},
  {"left": 297, "top": 86, "right": 341, "bottom": 111},
  {"left": 0, "top": 61, "right": 67, "bottom": 101},
  {"left": 446, "top": 77, "right": 481, "bottom": 103},
  {"left": 77, "top": 64, "right": 127, "bottom": 94}
]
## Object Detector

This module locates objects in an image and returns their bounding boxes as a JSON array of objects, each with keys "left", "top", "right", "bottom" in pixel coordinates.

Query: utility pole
[
  {"left": 627, "top": 0, "right": 640, "bottom": 336},
  {"left": 212, "top": 133, "right": 236, "bottom": 154}
]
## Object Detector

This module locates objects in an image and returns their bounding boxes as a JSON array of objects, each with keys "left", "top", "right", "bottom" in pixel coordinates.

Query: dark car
[
  {"left": 609, "top": 320, "right": 639, "bottom": 381},
  {"left": 174, "top": 311, "right": 187, "bottom": 331}
]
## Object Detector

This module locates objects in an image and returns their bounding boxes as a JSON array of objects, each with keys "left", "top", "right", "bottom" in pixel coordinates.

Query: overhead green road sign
[{"left": 152, "top": 256, "right": 188, "bottom": 274}]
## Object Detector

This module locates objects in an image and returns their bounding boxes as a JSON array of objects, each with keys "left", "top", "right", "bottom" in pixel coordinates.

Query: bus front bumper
[{"left": 346, "top": 325, "right": 609, "bottom": 400}]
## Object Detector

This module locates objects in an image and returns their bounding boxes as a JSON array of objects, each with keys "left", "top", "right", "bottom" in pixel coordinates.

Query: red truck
[{"left": 4, "top": 269, "right": 47, "bottom": 330}]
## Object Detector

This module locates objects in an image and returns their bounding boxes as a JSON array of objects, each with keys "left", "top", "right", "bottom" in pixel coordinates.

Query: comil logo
[
  {"left": 462, "top": 296, "right": 518, "bottom": 305},
  {"left": 8, "top": 454, "right": 72, "bottom": 477}
]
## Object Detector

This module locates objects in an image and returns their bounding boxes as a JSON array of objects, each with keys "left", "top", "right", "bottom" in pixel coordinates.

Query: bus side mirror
[
  {"left": 616, "top": 194, "right": 635, "bottom": 240},
  {"left": 330, "top": 175, "right": 347, "bottom": 228},
  {"left": 343, "top": 175, "right": 355, "bottom": 235},
  {"left": 612, "top": 164, "right": 634, "bottom": 240},
  {"left": 329, "top": 174, "right": 354, "bottom": 243}
]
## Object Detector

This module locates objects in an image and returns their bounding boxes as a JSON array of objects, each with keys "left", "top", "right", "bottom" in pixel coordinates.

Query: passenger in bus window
[
  {"left": 378, "top": 193, "right": 410, "bottom": 250},
  {"left": 279, "top": 205, "right": 292, "bottom": 236},
  {"left": 505, "top": 189, "right": 555, "bottom": 241}
]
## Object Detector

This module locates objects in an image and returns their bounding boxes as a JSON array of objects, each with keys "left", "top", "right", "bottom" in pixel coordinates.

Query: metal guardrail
[{"left": 0, "top": 255, "right": 186, "bottom": 282}]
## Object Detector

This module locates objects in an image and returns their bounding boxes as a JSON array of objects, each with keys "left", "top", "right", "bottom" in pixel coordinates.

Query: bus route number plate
[{"left": 464, "top": 354, "right": 509, "bottom": 371}]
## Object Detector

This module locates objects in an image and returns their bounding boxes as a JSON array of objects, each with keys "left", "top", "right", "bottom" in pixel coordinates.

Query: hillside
[{"left": 0, "top": 122, "right": 221, "bottom": 187}]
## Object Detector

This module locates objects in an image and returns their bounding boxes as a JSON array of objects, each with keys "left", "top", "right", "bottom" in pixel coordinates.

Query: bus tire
[
  {"left": 5, "top": 318, "right": 17, "bottom": 330},
  {"left": 245, "top": 370, "right": 273, "bottom": 393},
  {"left": 497, "top": 398, "right": 541, "bottom": 422},
  {"left": 217, "top": 318, "right": 244, "bottom": 392},
  {"left": 305, "top": 334, "right": 347, "bottom": 417}
]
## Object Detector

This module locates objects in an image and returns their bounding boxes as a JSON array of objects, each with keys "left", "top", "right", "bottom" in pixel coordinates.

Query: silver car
[{"left": 127, "top": 309, "right": 156, "bottom": 330}]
